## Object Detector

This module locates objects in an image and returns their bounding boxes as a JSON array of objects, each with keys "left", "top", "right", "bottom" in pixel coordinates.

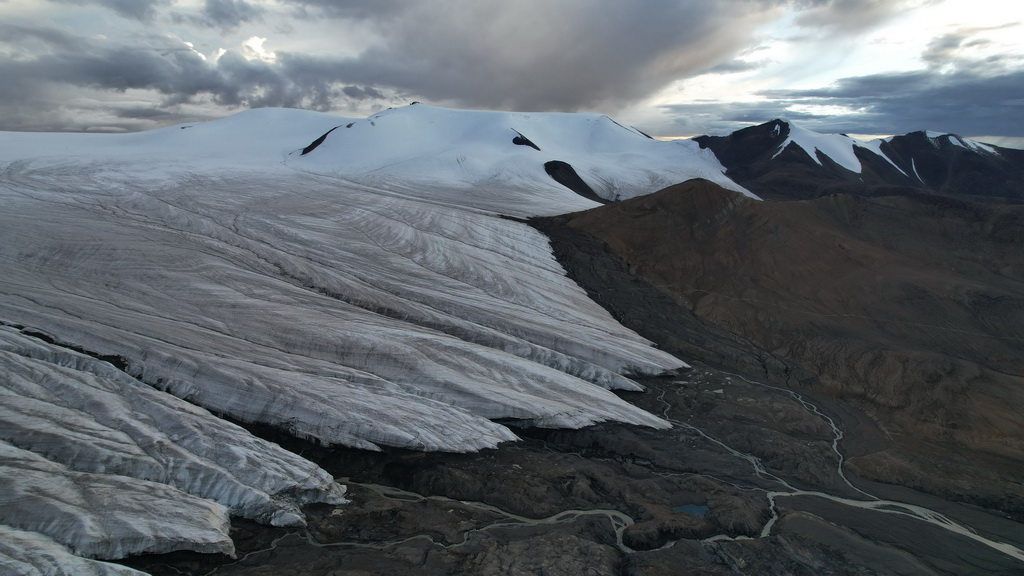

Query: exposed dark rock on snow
[
  {"left": 300, "top": 125, "right": 340, "bottom": 155},
  {"left": 544, "top": 160, "right": 608, "bottom": 204},
  {"left": 511, "top": 128, "right": 541, "bottom": 150}
]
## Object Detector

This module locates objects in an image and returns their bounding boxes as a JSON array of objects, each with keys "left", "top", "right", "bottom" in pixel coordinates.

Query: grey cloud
[
  {"left": 922, "top": 24, "right": 1019, "bottom": 67},
  {"left": 47, "top": 0, "right": 171, "bottom": 21},
  {"left": 767, "top": 70, "right": 1024, "bottom": 135},
  {"left": 0, "top": 22, "right": 95, "bottom": 53},
  {"left": 285, "top": 0, "right": 407, "bottom": 21},
  {"left": 342, "top": 85, "right": 385, "bottom": 100},
  {"left": 9, "top": 1, "right": 789, "bottom": 126},
  {"left": 208, "top": 0, "right": 261, "bottom": 22},
  {"left": 169, "top": 0, "right": 264, "bottom": 30},
  {"left": 791, "top": 0, "right": 933, "bottom": 34},
  {"left": 706, "top": 58, "right": 767, "bottom": 74},
  {"left": 271, "top": 0, "right": 927, "bottom": 113},
  {"left": 273, "top": 1, "right": 779, "bottom": 112},
  {"left": 654, "top": 101, "right": 814, "bottom": 136},
  {"left": 923, "top": 30, "right": 983, "bottom": 66},
  {"left": 3, "top": 0, "right": 999, "bottom": 133},
  {"left": 0, "top": 24, "right": 372, "bottom": 130},
  {"left": 112, "top": 106, "right": 191, "bottom": 120}
]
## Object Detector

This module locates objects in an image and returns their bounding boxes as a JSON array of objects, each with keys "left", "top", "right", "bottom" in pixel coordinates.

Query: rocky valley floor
[{"left": 124, "top": 367, "right": 1024, "bottom": 576}]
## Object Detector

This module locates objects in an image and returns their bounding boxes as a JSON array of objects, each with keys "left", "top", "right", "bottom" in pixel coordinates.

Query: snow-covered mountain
[
  {"left": 695, "top": 119, "right": 1024, "bottom": 201},
  {"left": 0, "top": 104, "right": 752, "bottom": 570},
  {"left": 293, "top": 104, "right": 754, "bottom": 202}
]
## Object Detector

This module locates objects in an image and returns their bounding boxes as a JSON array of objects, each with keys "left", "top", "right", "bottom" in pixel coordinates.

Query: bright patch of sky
[{"left": 642, "top": 0, "right": 1024, "bottom": 142}]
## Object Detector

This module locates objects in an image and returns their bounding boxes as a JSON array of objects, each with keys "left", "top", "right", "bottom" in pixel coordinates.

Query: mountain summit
[{"left": 695, "top": 119, "right": 1024, "bottom": 202}]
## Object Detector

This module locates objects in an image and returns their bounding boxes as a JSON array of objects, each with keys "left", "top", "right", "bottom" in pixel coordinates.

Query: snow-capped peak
[
  {"left": 927, "top": 131, "right": 999, "bottom": 155},
  {"left": 771, "top": 119, "right": 864, "bottom": 173},
  {"left": 766, "top": 121, "right": 994, "bottom": 176}
]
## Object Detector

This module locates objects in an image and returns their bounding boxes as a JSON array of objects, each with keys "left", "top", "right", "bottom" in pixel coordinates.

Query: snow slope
[
  {"left": 772, "top": 120, "right": 1001, "bottom": 176},
  {"left": 291, "top": 104, "right": 755, "bottom": 202},
  {"left": 0, "top": 103, "right": 752, "bottom": 206},
  {"left": 0, "top": 104, "right": 733, "bottom": 570},
  {"left": 919, "top": 131, "right": 999, "bottom": 154},
  {"left": 771, "top": 120, "right": 910, "bottom": 174}
]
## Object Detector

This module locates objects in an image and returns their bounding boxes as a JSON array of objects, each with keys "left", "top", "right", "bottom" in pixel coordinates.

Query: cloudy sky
[{"left": 2, "top": 0, "right": 1023, "bottom": 146}]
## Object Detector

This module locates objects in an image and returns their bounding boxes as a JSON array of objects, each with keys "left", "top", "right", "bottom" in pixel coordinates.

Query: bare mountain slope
[{"left": 554, "top": 178, "right": 1024, "bottom": 514}]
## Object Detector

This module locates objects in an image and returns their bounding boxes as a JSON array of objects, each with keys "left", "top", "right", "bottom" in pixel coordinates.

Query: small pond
[{"left": 672, "top": 504, "right": 709, "bottom": 517}]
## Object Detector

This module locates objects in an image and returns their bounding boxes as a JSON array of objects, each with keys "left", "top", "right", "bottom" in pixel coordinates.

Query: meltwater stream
[
  {"left": 170, "top": 366, "right": 1022, "bottom": 575},
  {"left": 192, "top": 478, "right": 643, "bottom": 576},
  {"left": 675, "top": 369, "right": 1024, "bottom": 563}
]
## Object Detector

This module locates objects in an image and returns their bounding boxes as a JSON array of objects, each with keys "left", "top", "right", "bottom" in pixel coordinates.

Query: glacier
[
  {"left": 0, "top": 525, "right": 150, "bottom": 576},
  {"left": 0, "top": 104, "right": 744, "bottom": 571}
]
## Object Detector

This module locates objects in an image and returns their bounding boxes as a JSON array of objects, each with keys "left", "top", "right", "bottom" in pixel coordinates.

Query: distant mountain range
[
  {"left": 695, "top": 119, "right": 1024, "bottom": 202},
  {"left": 1, "top": 105, "right": 1022, "bottom": 575}
]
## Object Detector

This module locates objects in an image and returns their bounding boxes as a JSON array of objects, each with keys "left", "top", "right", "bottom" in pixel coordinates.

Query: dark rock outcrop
[
  {"left": 544, "top": 160, "right": 607, "bottom": 204},
  {"left": 511, "top": 128, "right": 541, "bottom": 151},
  {"left": 300, "top": 126, "right": 340, "bottom": 155}
]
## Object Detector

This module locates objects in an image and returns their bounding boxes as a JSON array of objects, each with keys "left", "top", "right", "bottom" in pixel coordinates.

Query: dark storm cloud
[
  {"left": 0, "top": 23, "right": 375, "bottom": 130},
  {"left": 48, "top": 0, "right": 171, "bottom": 21},
  {"left": 271, "top": 0, "right": 778, "bottom": 112},
  {"left": 663, "top": 68, "right": 1024, "bottom": 138},
  {"left": 0, "top": 25, "right": 213, "bottom": 94},
  {"left": 761, "top": 69, "right": 1024, "bottom": 135},
  {"left": 1, "top": 1, "right": 783, "bottom": 130},
  {"left": 0, "top": 0, "right": 984, "bottom": 132},
  {"left": 271, "top": 0, "right": 925, "bottom": 113}
]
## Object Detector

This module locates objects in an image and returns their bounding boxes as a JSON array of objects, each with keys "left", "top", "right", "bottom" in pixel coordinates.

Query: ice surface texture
[
  {"left": 0, "top": 104, "right": 725, "bottom": 569},
  {"left": 0, "top": 525, "right": 150, "bottom": 576},
  {"left": 0, "top": 326, "right": 347, "bottom": 560}
]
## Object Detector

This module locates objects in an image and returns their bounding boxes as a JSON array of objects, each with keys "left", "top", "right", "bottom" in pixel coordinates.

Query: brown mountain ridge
[{"left": 541, "top": 178, "right": 1024, "bottom": 516}]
